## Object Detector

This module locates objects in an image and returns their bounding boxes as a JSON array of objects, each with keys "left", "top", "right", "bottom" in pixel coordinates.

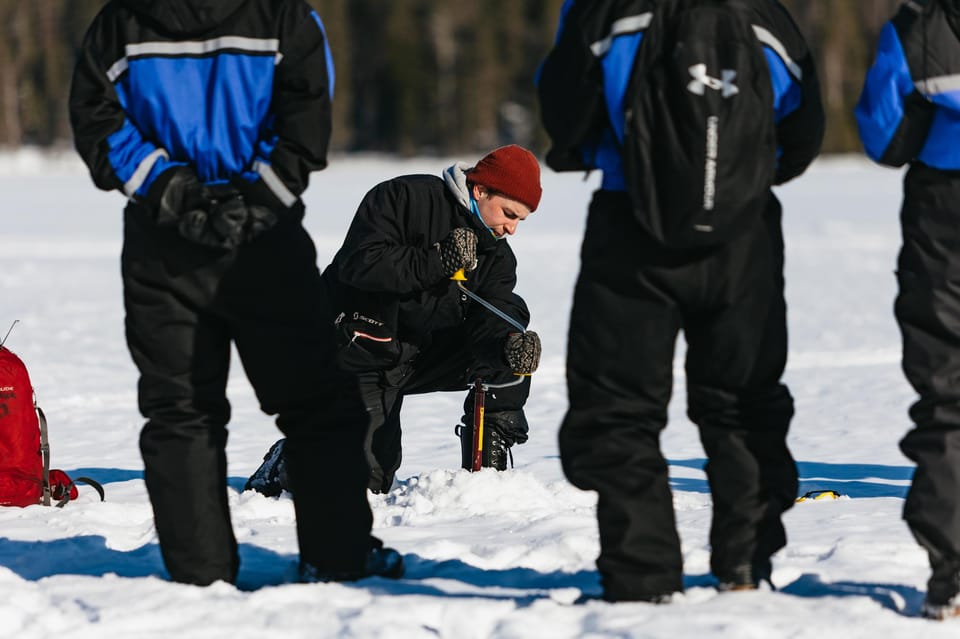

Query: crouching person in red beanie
[{"left": 246, "top": 146, "right": 543, "bottom": 562}]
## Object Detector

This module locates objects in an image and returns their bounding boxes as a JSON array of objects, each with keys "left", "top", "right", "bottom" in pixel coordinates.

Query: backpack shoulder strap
[
  {"left": 37, "top": 402, "right": 108, "bottom": 507},
  {"left": 589, "top": 1, "right": 657, "bottom": 57},
  {"left": 37, "top": 404, "right": 50, "bottom": 507}
]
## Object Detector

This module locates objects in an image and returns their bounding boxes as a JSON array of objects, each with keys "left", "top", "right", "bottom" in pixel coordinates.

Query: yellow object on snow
[{"left": 796, "top": 489, "right": 843, "bottom": 503}]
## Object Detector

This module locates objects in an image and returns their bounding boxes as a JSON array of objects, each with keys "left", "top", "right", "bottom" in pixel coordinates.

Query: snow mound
[{"left": 373, "top": 468, "right": 595, "bottom": 526}]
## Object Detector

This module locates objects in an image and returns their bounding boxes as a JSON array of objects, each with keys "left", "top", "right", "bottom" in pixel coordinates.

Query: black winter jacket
[{"left": 323, "top": 174, "right": 530, "bottom": 376}]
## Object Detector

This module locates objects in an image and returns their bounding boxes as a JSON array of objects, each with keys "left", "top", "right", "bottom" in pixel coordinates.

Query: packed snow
[{"left": 2, "top": 150, "right": 955, "bottom": 637}]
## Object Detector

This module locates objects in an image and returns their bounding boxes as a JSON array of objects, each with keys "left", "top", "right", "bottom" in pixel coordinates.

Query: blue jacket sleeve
[
  {"left": 752, "top": 8, "right": 825, "bottom": 185},
  {"left": 241, "top": 5, "right": 334, "bottom": 208},
  {"left": 536, "top": 0, "right": 610, "bottom": 172},
  {"left": 855, "top": 21, "right": 936, "bottom": 167},
  {"left": 68, "top": 11, "right": 182, "bottom": 199}
]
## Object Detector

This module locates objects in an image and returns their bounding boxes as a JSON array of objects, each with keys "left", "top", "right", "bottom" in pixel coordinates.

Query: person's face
[{"left": 472, "top": 185, "right": 532, "bottom": 237}]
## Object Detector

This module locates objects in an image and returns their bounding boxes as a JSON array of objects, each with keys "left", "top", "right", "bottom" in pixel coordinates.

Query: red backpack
[{"left": 0, "top": 345, "right": 104, "bottom": 507}]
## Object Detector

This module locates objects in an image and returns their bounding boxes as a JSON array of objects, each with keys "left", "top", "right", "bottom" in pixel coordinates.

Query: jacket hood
[
  {"left": 120, "top": 0, "right": 247, "bottom": 37},
  {"left": 442, "top": 162, "right": 473, "bottom": 210},
  {"left": 442, "top": 162, "right": 504, "bottom": 245}
]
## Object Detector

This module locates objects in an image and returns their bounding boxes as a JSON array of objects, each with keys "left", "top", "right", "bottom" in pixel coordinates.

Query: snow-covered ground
[{"left": 2, "top": 151, "right": 955, "bottom": 637}]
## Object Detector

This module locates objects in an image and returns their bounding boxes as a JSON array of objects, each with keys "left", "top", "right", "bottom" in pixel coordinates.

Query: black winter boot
[
  {"left": 456, "top": 413, "right": 515, "bottom": 471},
  {"left": 923, "top": 561, "right": 960, "bottom": 620},
  {"left": 716, "top": 558, "right": 773, "bottom": 592},
  {"left": 299, "top": 537, "right": 404, "bottom": 582},
  {"left": 244, "top": 439, "right": 289, "bottom": 497}
]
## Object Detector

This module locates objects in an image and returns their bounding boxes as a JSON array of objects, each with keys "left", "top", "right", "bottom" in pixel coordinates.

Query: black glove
[
  {"left": 178, "top": 194, "right": 248, "bottom": 250},
  {"left": 143, "top": 168, "right": 249, "bottom": 250},
  {"left": 438, "top": 228, "right": 478, "bottom": 277},
  {"left": 233, "top": 177, "right": 288, "bottom": 242},
  {"left": 503, "top": 331, "right": 541, "bottom": 375},
  {"left": 243, "top": 203, "right": 279, "bottom": 242},
  {"left": 144, "top": 166, "right": 206, "bottom": 228}
]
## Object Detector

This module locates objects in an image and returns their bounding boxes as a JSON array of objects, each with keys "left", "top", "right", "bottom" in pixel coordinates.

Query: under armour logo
[{"left": 687, "top": 64, "right": 739, "bottom": 98}]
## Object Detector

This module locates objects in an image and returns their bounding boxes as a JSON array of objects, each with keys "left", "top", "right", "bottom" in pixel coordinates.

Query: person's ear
[{"left": 473, "top": 185, "right": 486, "bottom": 200}]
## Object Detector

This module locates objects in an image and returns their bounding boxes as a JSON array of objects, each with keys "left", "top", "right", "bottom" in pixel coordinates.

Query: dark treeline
[{"left": 5, "top": 0, "right": 898, "bottom": 155}]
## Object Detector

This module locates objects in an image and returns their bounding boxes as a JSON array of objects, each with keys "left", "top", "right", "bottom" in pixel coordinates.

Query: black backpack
[{"left": 625, "top": 0, "right": 776, "bottom": 249}]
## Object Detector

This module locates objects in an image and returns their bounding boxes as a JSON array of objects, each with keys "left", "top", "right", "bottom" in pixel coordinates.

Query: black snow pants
[
  {"left": 559, "top": 190, "right": 798, "bottom": 601},
  {"left": 122, "top": 204, "right": 372, "bottom": 585},
  {"left": 896, "top": 164, "right": 960, "bottom": 601},
  {"left": 359, "top": 327, "right": 531, "bottom": 494}
]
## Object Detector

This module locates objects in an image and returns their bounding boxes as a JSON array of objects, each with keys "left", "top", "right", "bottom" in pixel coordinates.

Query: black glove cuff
[
  {"left": 234, "top": 176, "right": 291, "bottom": 212},
  {"left": 142, "top": 166, "right": 180, "bottom": 208},
  {"left": 146, "top": 166, "right": 204, "bottom": 227}
]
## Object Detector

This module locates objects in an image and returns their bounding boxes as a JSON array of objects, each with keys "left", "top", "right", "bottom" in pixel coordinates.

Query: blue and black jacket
[
  {"left": 856, "top": 0, "right": 960, "bottom": 169},
  {"left": 69, "top": 0, "right": 334, "bottom": 207},
  {"left": 537, "top": 0, "right": 823, "bottom": 190}
]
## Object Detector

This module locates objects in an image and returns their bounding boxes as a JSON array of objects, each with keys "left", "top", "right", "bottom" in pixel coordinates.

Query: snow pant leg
[
  {"left": 462, "top": 376, "right": 532, "bottom": 447},
  {"left": 403, "top": 326, "right": 532, "bottom": 405},
  {"left": 470, "top": 376, "right": 530, "bottom": 414},
  {"left": 896, "top": 178, "right": 960, "bottom": 582},
  {"left": 305, "top": 319, "right": 531, "bottom": 498},
  {"left": 216, "top": 217, "right": 376, "bottom": 574},
  {"left": 280, "top": 375, "right": 375, "bottom": 572},
  {"left": 122, "top": 207, "right": 238, "bottom": 586},
  {"left": 363, "top": 379, "right": 403, "bottom": 495},
  {"left": 400, "top": 327, "right": 534, "bottom": 457},
  {"left": 558, "top": 193, "right": 684, "bottom": 599},
  {"left": 685, "top": 201, "right": 797, "bottom": 583}
]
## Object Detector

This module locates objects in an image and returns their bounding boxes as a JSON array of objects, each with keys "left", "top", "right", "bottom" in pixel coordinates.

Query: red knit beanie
[{"left": 466, "top": 145, "right": 542, "bottom": 211}]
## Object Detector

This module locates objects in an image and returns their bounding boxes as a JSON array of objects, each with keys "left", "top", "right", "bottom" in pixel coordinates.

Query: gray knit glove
[
  {"left": 438, "top": 228, "right": 478, "bottom": 276},
  {"left": 504, "top": 331, "right": 541, "bottom": 375}
]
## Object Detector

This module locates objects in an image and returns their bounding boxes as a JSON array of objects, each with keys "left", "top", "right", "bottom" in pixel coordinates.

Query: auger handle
[{"left": 451, "top": 269, "right": 527, "bottom": 334}]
